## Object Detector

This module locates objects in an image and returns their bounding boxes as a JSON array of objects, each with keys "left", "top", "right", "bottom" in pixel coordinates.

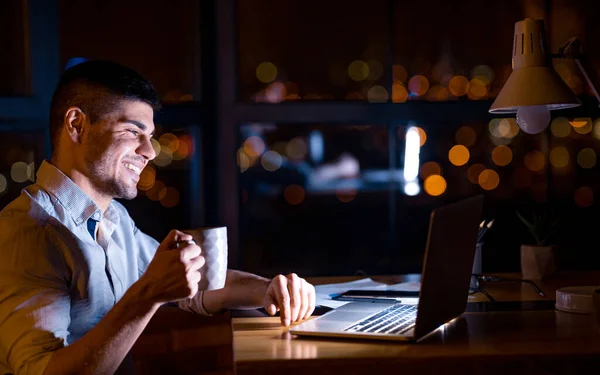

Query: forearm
[
  {"left": 43, "top": 281, "right": 160, "bottom": 375},
  {"left": 202, "top": 269, "right": 270, "bottom": 313}
]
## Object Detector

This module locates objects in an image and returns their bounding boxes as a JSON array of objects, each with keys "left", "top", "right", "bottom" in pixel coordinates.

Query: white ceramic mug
[{"left": 184, "top": 226, "right": 228, "bottom": 290}]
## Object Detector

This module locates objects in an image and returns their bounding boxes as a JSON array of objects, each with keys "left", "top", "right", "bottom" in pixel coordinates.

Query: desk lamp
[
  {"left": 489, "top": 18, "right": 600, "bottom": 134},
  {"left": 485, "top": 18, "right": 600, "bottom": 313}
]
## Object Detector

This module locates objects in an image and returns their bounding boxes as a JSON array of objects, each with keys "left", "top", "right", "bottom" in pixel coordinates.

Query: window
[
  {"left": 0, "top": 0, "right": 30, "bottom": 96},
  {"left": 58, "top": 0, "right": 201, "bottom": 102}
]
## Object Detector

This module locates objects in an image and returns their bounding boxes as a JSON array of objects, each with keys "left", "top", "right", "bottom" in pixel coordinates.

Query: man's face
[{"left": 80, "top": 100, "right": 156, "bottom": 201}]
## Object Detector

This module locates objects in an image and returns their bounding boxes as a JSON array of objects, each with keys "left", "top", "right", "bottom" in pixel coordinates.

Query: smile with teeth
[{"left": 124, "top": 162, "right": 142, "bottom": 175}]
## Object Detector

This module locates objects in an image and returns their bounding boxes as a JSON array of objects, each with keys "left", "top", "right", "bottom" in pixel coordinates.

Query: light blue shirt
[{"left": 0, "top": 161, "right": 160, "bottom": 375}]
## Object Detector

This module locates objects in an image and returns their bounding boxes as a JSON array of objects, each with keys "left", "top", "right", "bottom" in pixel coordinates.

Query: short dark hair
[{"left": 49, "top": 60, "right": 160, "bottom": 154}]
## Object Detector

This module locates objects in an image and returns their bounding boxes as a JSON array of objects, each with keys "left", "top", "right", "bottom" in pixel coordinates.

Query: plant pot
[{"left": 520, "top": 244, "right": 556, "bottom": 280}]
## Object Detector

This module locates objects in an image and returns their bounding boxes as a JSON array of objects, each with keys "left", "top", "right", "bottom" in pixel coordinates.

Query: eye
[{"left": 128, "top": 129, "right": 139, "bottom": 136}]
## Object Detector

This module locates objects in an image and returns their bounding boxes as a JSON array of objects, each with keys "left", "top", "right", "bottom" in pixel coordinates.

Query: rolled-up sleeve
[{"left": 0, "top": 224, "right": 71, "bottom": 375}]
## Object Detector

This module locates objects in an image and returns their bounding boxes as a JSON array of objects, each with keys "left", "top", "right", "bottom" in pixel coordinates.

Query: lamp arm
[
  {"left": 554, "top": 37, "right": 600, "bottom": 105},
  {"left": 574, "top": 58, "right": 600, "bottom": 104}
]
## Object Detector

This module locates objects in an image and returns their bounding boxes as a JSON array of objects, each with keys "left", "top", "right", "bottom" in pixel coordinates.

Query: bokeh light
[
  {"left": 336, "top": 189, "right": 357, "bottom": 203},
  {"left": 420, "top": 161, "right": 442, "bottom": 180},
  {"left": 491, "top": 145, "right": 513, "bottom": 166},
  {"left": 574, "top": 186, "right": 593, "bottom": 208},
  {"left": 424, "top": 175, "right": 446, "bottom": 196},
  {"left": 392, "top": 83, "right": 408, "bottom": 103},
  {"left": 265, "top": 81, "right": 286, "bottom": 103},
  {"left": 488, "top": 118, "right": 502, "bottom": 138},
  {"left": 577, "top": 148, "right": 596, "bottom": 169},
  {"left": 478, "top": 169, "right": 500, "bottom": 190},
  {"left": 137, "top": 165, "right": 156, "bottom": 191},
  {"left": 408, "top": 75, "right": 429, "bottom": 96},
  {"left": 348, "top": 60, "right": 369, "bottom": 81},
  {"left": 524, "top": 150, "right": 545, "bottom": 172},
  {"left": 367, "top": 85, "right": 389, "bottom": 102},
  {"left": 286, "top": 137, "right": 308, "bottom": 161},
  {"left": 256, "top": 62, "right": 278, "bottom": 83},
  {"left": 172, "top": 138, "right": 189, "bottom": 161},
  {"left": 11, "top": 162, "right": 29, "bottom": 183},
  {"left": 367, "top": 60, "right": 383, "bottom": 80},
  {"left": 160, "top": 187, "right": 180, "bottom": 208},
  {"left": 27, "top": 162, "right": 35, "bottom": 182},
  {"left": 448, "top": 75, "right": 469, "bottom": 97},
  {"left": 467, "top": 77, "right": 488, "bottom": 99},
  {"left": 550, "top": 117, "right": 571, "bottom": 138},
  {"left": 593, "top": 118, "right": 600, "bottom": 139},
  {"left": 571, "top": 117, "right": 592, "bottom": 134},
  {"left": 153, "top": 146, "right": 173, "bottom": 167},
  {"left": 0, "top": 174, "right": 7, "bottom": 194},
  {"left": 261, "top": 151, "right": 283, "bottom": 171},
  {"left": 471, "top": 65, "right": 495, "bottom": 84},
  {"left": 243, "top": 136, "right": 266, "bottom": 157},
  {"left": 467, "top": 163, "right": 486, "bottom": 184},
  {"left": 392, "top": 64, "right": 408, "bottom": 83},
  {"left": 415, "top": 127, "right": 427, "bottom": 147},
  {"left": 448, "top": 145, "right": 470, "bottom": 166},
  {"left": 549, "top": 147, "right": 569, "bottom": 168},
  {"left": 237, "top": 148, "right": 250, "bottom": 172},
  {"left": 497, "top": 118, "right": 519, "bottom": 139},
  {"left": 455, "top": 126, "right": 477, "bottom": 147},
  {"left": 146, "top": 180, "right": 167, "bottom": 201},
  {"left": 150, "top": 138, "right": 161, "bottom": 156},
  {"left": 159, "top": 133, "right": 179, "bottom": 153},
  {"left": 284, "top": 184, "right": 305, "bottom": 205},
  {"left": 426, "top": 85, "right": 449, "bottom": 101}
]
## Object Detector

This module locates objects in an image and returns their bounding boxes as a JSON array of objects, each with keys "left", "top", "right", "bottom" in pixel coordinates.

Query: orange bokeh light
[
  {"left": 467, "top": 164, "right": 486, "bottom": 184},
  {"left": 408, "top": 75, "right": 429, "bottom": 97},
  {"left": 420, "top": 161, "right": 442, "bottom": 180},
  {"left": 424, "top": 175, "right": 447, "bottom": 196},
  {"left": 478, "top": 169, "right": 500, "bottom": 191},
  {"left": 448, "top": 145, "right": 470, "bottom": 166},
  {"left": 491, "top": 145, "right": 513, "bottom": 167},
  {"left": 284, "top": 185, "right": 305, "bottom": 205}
]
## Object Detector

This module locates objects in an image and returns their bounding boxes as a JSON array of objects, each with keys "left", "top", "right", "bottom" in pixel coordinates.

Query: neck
[{"left": 50, "top": 157, "right": 112, "bottom": 212}]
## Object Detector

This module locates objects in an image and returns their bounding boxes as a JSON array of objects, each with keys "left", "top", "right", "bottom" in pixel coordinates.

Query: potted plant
[{"left": 516, "top": 208, "right": 560, "bottom": 280}]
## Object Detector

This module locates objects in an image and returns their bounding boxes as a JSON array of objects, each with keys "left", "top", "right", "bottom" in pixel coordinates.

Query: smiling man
[{"left": 0, "top": 61, "right": 315, "bottom": 375}]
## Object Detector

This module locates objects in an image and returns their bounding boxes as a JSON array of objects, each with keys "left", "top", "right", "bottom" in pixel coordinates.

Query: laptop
[{"left": 290, "top": 194, "right": 484, "bottom": 342}]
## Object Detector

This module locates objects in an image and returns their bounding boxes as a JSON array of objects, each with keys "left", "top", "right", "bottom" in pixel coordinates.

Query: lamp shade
[{"left": 489, "top": 18, "right": 580, "bottom": 114}]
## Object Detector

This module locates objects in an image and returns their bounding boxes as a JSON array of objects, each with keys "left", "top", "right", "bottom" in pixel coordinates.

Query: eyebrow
[{"left": 123, "top": 119, "right": 155, "bottom": 136}]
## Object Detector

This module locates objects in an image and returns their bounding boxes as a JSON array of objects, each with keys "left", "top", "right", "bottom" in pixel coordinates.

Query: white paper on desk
[{"left": 315, "top": 278, "right": 421, "bottom": 309}]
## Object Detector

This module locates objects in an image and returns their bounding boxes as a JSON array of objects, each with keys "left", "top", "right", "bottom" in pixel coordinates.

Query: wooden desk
[{"left": 233, "top": 271, "right": 600, "bottom": 375}]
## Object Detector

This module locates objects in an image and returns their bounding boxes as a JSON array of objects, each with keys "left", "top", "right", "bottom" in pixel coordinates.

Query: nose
[{"left": 137, "top": 135, "right": 156, "bottom": 161}]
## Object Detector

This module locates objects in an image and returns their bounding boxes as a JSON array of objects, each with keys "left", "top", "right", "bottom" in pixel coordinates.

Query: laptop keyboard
[{"left": 345, "top": 304, "right": 417, "bottom": 335}]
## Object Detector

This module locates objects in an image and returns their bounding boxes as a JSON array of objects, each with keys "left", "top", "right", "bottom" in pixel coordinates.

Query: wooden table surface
[{"left": 233, "top": 271, "right": 600, "bottom": 375}]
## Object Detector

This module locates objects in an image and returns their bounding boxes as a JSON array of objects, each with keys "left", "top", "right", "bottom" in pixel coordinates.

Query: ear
[{"left": 64, "top": 106, "right": 87, "bottom": 143}]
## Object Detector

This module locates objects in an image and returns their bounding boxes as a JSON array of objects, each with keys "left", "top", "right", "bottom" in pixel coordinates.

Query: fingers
[
  {"left": 186, "top": 254, "right": 205, "bottom": 272},
  {"left": 158, "top": 229, "right": 194, "bottom": 252},
  {"left": 304, "top": 282, "right": 316, "bottom": 320},
  {"left": 265, "top": 274, "right": 316, "bottom": 326},
  {"left": 263, "top": 291, "right": 278, "bottom": 316},
  {"left": 273, "top": 275, "right": 291, "bottom": 326},
  {"left": 287, "top": 273, "right": 301, "bottom": 323},
  {"left": 187, "top": 270, "right": 201, "bottom": 298},
  {"left": 179, "top": 243, "right": 202, "bottom": 262},
  {"left": 297, "top": 279, "right": 310, "bottom": 320}
]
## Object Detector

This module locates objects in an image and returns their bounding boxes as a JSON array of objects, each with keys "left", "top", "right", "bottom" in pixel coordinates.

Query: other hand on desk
[{"left": 264, "top": 273, "right": 316, "bottom": 326}]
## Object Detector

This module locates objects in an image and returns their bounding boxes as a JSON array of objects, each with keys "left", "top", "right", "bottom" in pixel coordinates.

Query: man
[{"left": 0, "top": 60, "right": 316, "bottom": 375}]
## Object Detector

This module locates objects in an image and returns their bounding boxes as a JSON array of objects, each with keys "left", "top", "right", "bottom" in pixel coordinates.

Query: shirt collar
[{"left": 36, "top": 161, "right": 104, "bottom": 226}]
